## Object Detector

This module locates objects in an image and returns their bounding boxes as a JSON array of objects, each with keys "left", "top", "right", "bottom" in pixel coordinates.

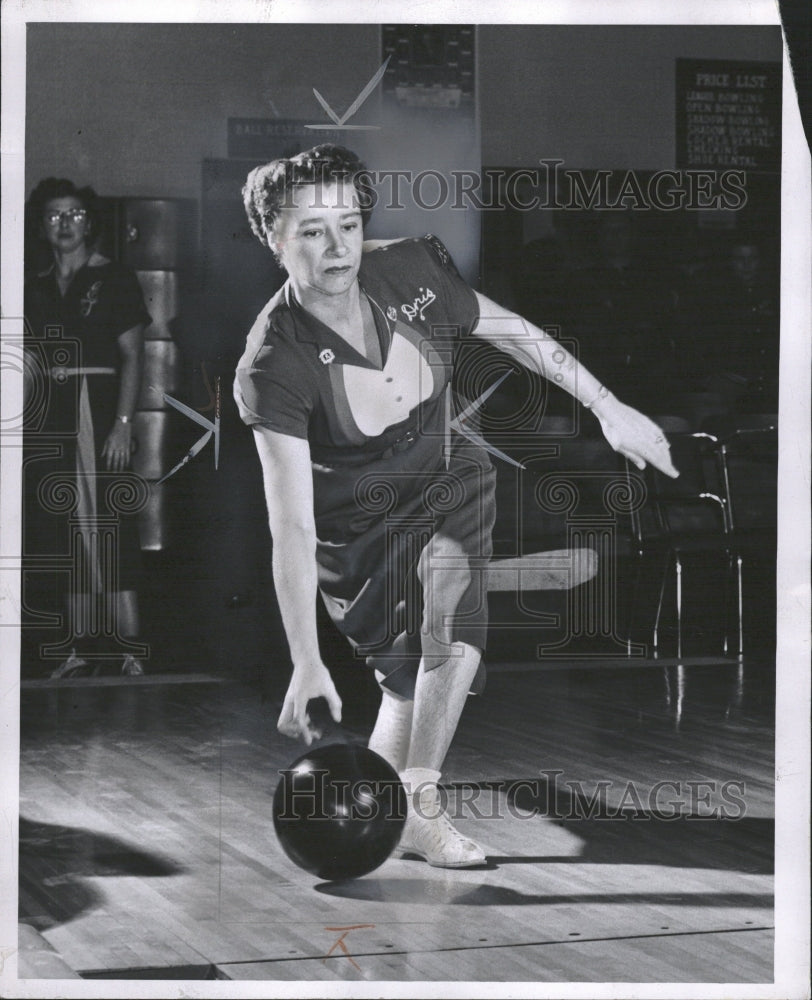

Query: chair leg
[
  {"left": 675, "top": 663, "right": 686, "bottom": 729},
  {"left": 722, "top": 552, "right": 732, "bottom": 656},
  {"left": 626, "top": 555, "right": 643, "bottom": 655},
  {"left": 653, "top": 551, "right": 671, "bottom": 654},
  {"left": 675, "top": 553, "right": 683, "bottom": 660},
  {"left": 736, "top": 554, "right": 744, "bottom": 658}
]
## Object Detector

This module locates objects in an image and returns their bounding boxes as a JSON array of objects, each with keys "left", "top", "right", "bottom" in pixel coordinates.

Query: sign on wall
[
  {"left": 227, "top": 118, "right": 346, "bottom": 159},
  {"left": 675, "top": 58, "right": 781, "bottom": 173}
]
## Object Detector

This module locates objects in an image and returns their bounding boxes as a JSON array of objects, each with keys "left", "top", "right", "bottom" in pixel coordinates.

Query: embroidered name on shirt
[
  {"left": 79, "top": 280, "right": 103, "bottom": 318},
  {"left": 401, "top": 287, "right": 436, "bottom": 322},
  {"left": 319, "top": 348, "right": 335, "bottom": 365}
]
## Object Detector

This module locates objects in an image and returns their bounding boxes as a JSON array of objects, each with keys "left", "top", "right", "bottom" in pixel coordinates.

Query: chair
[
  {"left": 625, "top": 426, "right": 738, "bottom": 658},
  {"left": 701, "top": 414, "right": 778, "bottom": 535},
  {"left": 701, "top": 414, "right": 778, "bottom": 655}
]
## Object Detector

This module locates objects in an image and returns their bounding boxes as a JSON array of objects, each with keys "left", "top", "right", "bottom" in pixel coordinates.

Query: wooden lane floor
[{"left": 18, "top": 656, "right": 774, "bottom": 983}]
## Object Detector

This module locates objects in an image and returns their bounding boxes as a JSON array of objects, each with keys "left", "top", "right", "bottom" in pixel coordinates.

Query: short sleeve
[
  {"left": 421, "top": 234, "right": 480, "bottom": 335},
  {"left": 107, "top": 266, "right": 152, "bottom": 337},
  {"left": 234, "top": 341, "right": 314, "bottom": 440}
]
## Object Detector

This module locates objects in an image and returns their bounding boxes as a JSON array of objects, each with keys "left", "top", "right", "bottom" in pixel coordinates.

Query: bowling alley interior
[{"left": 10, "top": 18, "right": 804, "bottom": 991}]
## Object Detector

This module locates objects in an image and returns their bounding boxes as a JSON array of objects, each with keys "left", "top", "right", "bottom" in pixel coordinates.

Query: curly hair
[
  {"left": 26, "top": 177, "right": 101, "bottom": 245},
  {"left": 242, "top": 145, "right": 374, "bottom": 256}
]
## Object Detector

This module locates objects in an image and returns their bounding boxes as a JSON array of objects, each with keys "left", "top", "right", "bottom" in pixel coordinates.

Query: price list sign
[{"left": 676, "top": 59, "right": 781, "bottom": 173}]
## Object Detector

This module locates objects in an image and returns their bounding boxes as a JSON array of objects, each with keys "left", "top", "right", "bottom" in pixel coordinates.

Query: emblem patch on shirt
[
  {"left": 401, "top": 287, "right": 436, "bottom": 323},
  {"left": 319, "top": 348, "right": 335, "bottom": 365},
  {"left": 386, "top": 306, "right": 397, "bottom": 322}
]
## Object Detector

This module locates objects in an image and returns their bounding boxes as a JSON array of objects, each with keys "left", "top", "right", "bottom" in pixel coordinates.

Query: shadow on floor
[
  {"left": 435, "top": 779, "right": 773, "bottom": 875},
  {"left": 19, "top": 816, "right": 185, "bottom": 930},
  {"left": 315, "top": 878, "right": 773, "bottom": 908}
]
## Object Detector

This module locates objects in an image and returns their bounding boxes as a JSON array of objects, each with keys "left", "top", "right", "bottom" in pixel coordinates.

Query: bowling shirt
[{"left": 235, "top": 235, "right": 495, "bottom": 696}]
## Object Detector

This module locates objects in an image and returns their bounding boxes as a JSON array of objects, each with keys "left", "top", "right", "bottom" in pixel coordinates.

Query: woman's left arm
[
  {"left": 472, "top": 291, "right": 678, "bottom": 478},
  {"left": 102, "top": 324, "right": 144, "bottom": 472}
]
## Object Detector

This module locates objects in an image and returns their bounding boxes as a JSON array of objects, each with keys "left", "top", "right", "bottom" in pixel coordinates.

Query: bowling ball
[{"left": 273, "top": 743, "right": 407, "bottom": 881}]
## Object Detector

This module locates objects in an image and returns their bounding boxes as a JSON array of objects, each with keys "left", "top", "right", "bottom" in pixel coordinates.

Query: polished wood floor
[{"left": 18, "top": 654, "right": 774, "bottom": 985}]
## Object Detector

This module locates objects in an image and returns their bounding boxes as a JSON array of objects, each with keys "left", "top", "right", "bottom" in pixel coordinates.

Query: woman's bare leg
[
  {"left": 115, "top": 589, "right": 144, "bottom": 674},
  {"left": 66, "top": 589, "right": 139, "bottom": 639},
  {"left": 115, "top": 589, "right": 140, "bottom": 637}
]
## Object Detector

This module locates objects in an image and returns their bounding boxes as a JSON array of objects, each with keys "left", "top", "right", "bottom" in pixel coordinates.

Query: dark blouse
[
  {"left": 25, "top": 254, "right": 151, "bottom": 369},
  {"left": 24, "top": 254, "right": 151, "bottom": 442}
]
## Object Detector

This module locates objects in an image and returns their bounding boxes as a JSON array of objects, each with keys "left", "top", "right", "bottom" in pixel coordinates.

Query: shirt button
[
  {"left": 385, "top": 376, "right": 393, "bottom": 383},
  {"left": 395, "top": 395, "right": 403, "bottom": 402}
]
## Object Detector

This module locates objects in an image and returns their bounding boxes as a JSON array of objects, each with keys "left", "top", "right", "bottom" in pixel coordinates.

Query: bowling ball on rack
[{"left": 272, "top": 743, "right": 407, "bottom": 881}]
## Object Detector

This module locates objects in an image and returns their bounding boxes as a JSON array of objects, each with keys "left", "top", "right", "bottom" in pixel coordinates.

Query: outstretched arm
[
  {"left": 252, "top": 426, "right": 342, "bottom": 743},
  {"left": 472, "top": 291, "right": 678, "bottom": 478}
]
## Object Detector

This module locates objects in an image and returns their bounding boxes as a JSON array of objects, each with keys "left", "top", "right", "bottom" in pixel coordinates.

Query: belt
[
  {"left": 311, "top": 426, "right": 422, "bottom": 468},
  {"left": 381, "top": 427, "right": 418, "bottom": 458},
  {"left": 50, "top": 366, "right": 117, "bottom": 381}
]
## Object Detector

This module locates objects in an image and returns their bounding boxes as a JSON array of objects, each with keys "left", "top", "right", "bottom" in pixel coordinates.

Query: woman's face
[
  {"left": 41, "top": 196, "right": 91, "bottom": 254},
  {"left": 269, "top": 180, "right": 363, "bottom": 303}
]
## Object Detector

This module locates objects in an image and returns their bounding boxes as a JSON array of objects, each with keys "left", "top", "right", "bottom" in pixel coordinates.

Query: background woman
[
  {"left": 236, "top": 146, "right": 677, "bottom": 868},
  {"left": 24, "top": 178, "right": 150, "bottom": 676}
]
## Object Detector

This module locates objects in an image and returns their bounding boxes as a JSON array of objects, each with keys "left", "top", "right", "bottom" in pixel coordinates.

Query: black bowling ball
[{"left": 273, "top": 744, "right": 406, "bottom": 880}]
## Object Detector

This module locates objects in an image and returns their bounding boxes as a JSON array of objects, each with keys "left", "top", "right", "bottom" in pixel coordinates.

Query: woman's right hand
[{"left": 278, "top": 661, "right": 343, "bottom": 745}]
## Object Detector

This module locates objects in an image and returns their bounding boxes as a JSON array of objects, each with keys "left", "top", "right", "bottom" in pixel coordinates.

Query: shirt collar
[
  {"left": 36, "top": 250, "right": 109, "bottom": 279},
  {"left": 269, "top": 279, "right": 385, "bottom": 370}
]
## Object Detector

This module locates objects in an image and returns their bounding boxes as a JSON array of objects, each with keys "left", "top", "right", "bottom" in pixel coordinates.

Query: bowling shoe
[
  {"left": 394, "top": 767, "right": 486, "bottom": 868},
  {"left": 121, "top": 654, "right": 145, "bottom": 676},
  {"left": 49, "top": 649, "right": 89, "bottom": 679}
]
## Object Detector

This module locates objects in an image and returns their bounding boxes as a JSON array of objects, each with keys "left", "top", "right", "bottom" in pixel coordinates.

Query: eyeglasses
[{"left": 43, "top": 209, "right": 88, "bottom": 226}]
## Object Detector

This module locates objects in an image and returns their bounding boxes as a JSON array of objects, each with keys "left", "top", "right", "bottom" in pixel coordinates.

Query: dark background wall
[{"left": 26, "top": 24, "right": 781, "bottom": 195}]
